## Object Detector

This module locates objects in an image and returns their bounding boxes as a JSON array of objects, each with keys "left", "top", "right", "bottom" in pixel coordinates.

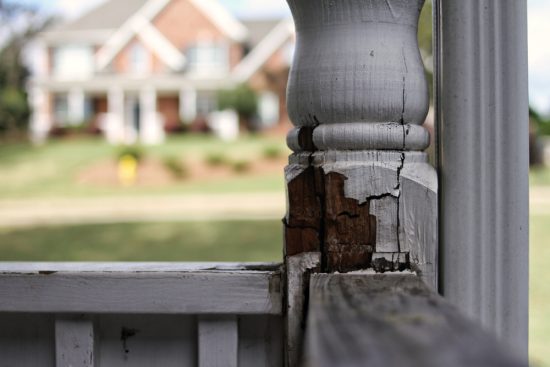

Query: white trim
[
  {"left": 41, "top": 29, "right": 115, "bottom": 45},
  {"left": 232, "top": 19, "right": 294, "bottom": 82},
  {"left": 137, "top": 21, "right": 186, "bottom": 71},
  {"left": 188, "top": 0, "right": 248, "bottom": 42},
  {"left": 95, "top": 0, "right": 173, "bottom": 70}
]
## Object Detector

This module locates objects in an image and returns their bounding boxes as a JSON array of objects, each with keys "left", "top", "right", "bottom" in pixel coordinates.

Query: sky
[{"left": 10, "top": 0, "right": 550, "bottom": 115}]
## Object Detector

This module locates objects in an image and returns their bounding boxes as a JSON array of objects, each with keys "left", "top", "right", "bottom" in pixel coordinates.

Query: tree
[{"left": 0, "top": 1, "right": 49, "bottom": 137}]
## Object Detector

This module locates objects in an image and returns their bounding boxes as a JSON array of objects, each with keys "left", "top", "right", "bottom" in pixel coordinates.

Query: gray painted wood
[
  {"left": 238, "top": 316, "right": 283, "bottom": 367},
  {"left": 96, "top": 314, "right": 196, "bottom": 367},
  {"left": 0, "top": 262, "right": 280, "bottom": 273},
  {"left": 436, "top": 0, "right": 529, "bottom": 359},
  {"left": 284, "top": 0, "right": 437, "bottom": 289},
  {"left": 285, "top": 252, "right": 321, "bottom": 367},
  {"left": 0, "top": 268, "right": 281, "bottom": 315},
  {"left": 199, "top": 316, "right": 238, "bottom": 367},
  {"left": 0, "top": 313, "right": 283, "bottom": 367},
  {"left": 55, "top": 317, "right": 95, "bottom": 367},
  {"left": 286, "top": 0, "right": 429, "bottom": 129},
  {"left": 0, "top": 314, "right": 55, "bottom": 367},
  {"left": 305, "top": 273, "right": 526, "bottom": 367}
]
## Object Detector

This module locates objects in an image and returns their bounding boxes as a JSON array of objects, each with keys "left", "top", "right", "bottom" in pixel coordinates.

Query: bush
[
  {"left": 162, "top": 156, "right": 188, "bottom": 179},
  {"left": 205, "top": 152, "right": 227, "bottom": 167},
  {"left": 218, "top": 84, "right": 258, "bottom": 120},
  {"left": 116, "top": 145, "right": 144, "bottom": 162},
  {"left": 263, "top": 145, "right": 282, "bottom": 160},
  {"left": 232, "top": 160, "right": 251, "bottom": 174}
]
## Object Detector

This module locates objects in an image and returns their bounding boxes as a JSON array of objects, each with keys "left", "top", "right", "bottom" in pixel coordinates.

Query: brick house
[{"left": 29, "top": 0, "right": 294, "bottom": 144}]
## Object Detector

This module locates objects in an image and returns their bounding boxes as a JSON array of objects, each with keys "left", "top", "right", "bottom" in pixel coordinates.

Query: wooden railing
[
  {"left": 0, "top": 263, "right": 282, "bottom": 367},
  {"left": 304, "top": 273, "right": 526, "bottom": 367}
]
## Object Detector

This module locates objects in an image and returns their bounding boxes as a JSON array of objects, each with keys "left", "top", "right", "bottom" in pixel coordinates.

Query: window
[
  {"left": 186, "top": 43, "right": 228, "bottom": 74},
  {"left": 53, "top": 45, "right": 94, "bottom": 79},
  {"left": 129, "top": 43, "right": 151, "bottom": 75}
]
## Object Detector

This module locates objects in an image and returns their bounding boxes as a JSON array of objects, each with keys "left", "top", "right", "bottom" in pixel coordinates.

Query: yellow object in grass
[{"left": 118, "top": 154, "right": 138, "bottom": 186}]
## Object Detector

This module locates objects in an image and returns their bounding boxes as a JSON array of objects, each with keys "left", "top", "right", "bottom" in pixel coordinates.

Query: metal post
[{"left": 436, "top": 0, "right": 529, "bottom": 359}]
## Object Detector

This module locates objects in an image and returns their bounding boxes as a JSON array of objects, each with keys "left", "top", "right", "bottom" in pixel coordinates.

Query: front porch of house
[{"left": 29, "top": 77, "right": 285, "bottom": 145}]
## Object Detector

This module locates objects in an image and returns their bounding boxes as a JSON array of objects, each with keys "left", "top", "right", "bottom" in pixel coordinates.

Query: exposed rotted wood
[
  {"left": 305, "top": 274, "right": 526, "bottom": 367},
  {"left": 284, "top": 167, "right": 322, "bottom": 257},
  {"left": 323, "top": 172, "right": 376, "bottom": 272},
  {"left": 287, "top": 126, "right": 317, "bottom": 153}
]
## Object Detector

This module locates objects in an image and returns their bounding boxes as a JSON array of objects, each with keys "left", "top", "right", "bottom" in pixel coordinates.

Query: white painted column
[
  {"left": 179, "top": 86, "right": 197, "bottom": 123},
  {"left": 29, "top": 86, "right": 52, "bottom": 144},
  {"left": 140, "top": 86, "right": 164, "bottom": 145},
  {"left": 436, "top": 0, "right": 529, "bottom": 359},
  {"left": 106, "top": 87, "right": 125, "bottom": 145},
  {"left": 68, "top": 88, "right": 85, "bottom": 125}
]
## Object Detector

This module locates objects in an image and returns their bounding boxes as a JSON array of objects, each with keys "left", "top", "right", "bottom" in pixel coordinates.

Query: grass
[
  {"left": 0, "top": 220, "right": 282, "bottom": 262},
  {"left": 530, "top": 166, "right": 550, "bottom": 186},
  {"left": 530, "top": 214, "right": 550, "bottom": 367},
  {"left": 0, "top": 134, "right": 289, "bottom": 199}
]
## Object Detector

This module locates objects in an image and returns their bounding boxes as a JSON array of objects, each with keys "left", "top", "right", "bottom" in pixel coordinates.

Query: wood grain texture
[
  {"left": 287, "top": 0, "right": 429, "bottom": 128},
  {"left": 437, "top": 0, "right": 529, "bottom": 358},
  {"left": 285, "top": 252, "right": 321, "bottom": 367},
  {"left": 199, "top": 316, "right": 238, "bottom": 367},
  {"left": 0, "top": 269, "right": 281, "bottom": 315},
  {"left": 96, "top": 314, "right": 196, "bottom": 367},
  {"left": 55, "top": 317, "right": 95, "bottom": 367},
  {"left": 304, "top": 274, "right": 526, "bottom": 367},
  {"left": 0, "top": 314, "right": 54, "bottom": 367},
  {"left": 238, "top": 316, "right": 283, "bottom": 367}
]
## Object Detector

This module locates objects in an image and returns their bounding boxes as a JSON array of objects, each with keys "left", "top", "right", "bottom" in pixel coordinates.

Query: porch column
[
  {"left": 436, "top": 0, "right": 529, "bottom": 359},
  {"left": 29, "top": 86, "right": 52, "bottom": 144},
  {"left": 140, "top": 86, "right": 164, "bottom": 145},
  {"left": 283, "top": 1, "right": 436, "bottom": 365},
  {"left": 179, "top": 86, "right": 197, "bottom": 123},
  {"left": 68, "top": 88, "right": 85, "bottom": 125},
  {"left": 106, "top": 87, "right": 125, "bottom": 144}
]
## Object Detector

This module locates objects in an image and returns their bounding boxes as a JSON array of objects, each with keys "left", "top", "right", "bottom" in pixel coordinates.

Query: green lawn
[
  {"left": 530, "top": 214, "right": 550, "bottom": 367},
  {"left": 0, "top": 134, "right": 288, "bottom": 199},
  {"left": 0, "top": 220, "right": 282, "bottom": 262},
  {"left": 531, "top": 166, "right": 550, "bottom": 186}
]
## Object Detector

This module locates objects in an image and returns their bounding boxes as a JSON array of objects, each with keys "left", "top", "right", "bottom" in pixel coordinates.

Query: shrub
[
  {"left": 217, "top": 84, "right": 258, "bottom": 120},
  {"left": 116, "top": 145, "right": 144, "bottom": 162},
  {"left": 205, "top": 152, "right": 227, "bottom": 167},
  {"left": 162, "top": 156, "right": 188, "bottom": 179},
  {"left": 263, "top": 145, "right": 282, "bottom": 160},
  {"left": 232, "top": 160, "right": 251, "bottom": 174}
]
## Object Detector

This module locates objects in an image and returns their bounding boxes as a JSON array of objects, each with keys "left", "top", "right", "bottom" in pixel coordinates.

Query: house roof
[
  {"left": 241, "top": 19, "right": 283, "bottom": 48},
  {"left": 45, "top": 0, "right": 248, "bottom": 43},
  {"left": 51, "top": 0, "right": 150, "bottom": 32},
  {"left": 232, "top": 19, "right": 294, "bottom": 82}
]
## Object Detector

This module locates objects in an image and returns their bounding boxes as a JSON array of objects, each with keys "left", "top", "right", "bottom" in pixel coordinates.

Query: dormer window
[
  {"left": 129, "top": 42, "right": 151, "bottom": 75},
  {"left": 53, "top": 45, "right": 94, "bottom": 79}
]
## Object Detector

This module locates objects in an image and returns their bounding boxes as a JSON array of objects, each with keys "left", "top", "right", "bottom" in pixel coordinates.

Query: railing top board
[{"left": 304, "top": 273, "right": 527, "bottom": 367}]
